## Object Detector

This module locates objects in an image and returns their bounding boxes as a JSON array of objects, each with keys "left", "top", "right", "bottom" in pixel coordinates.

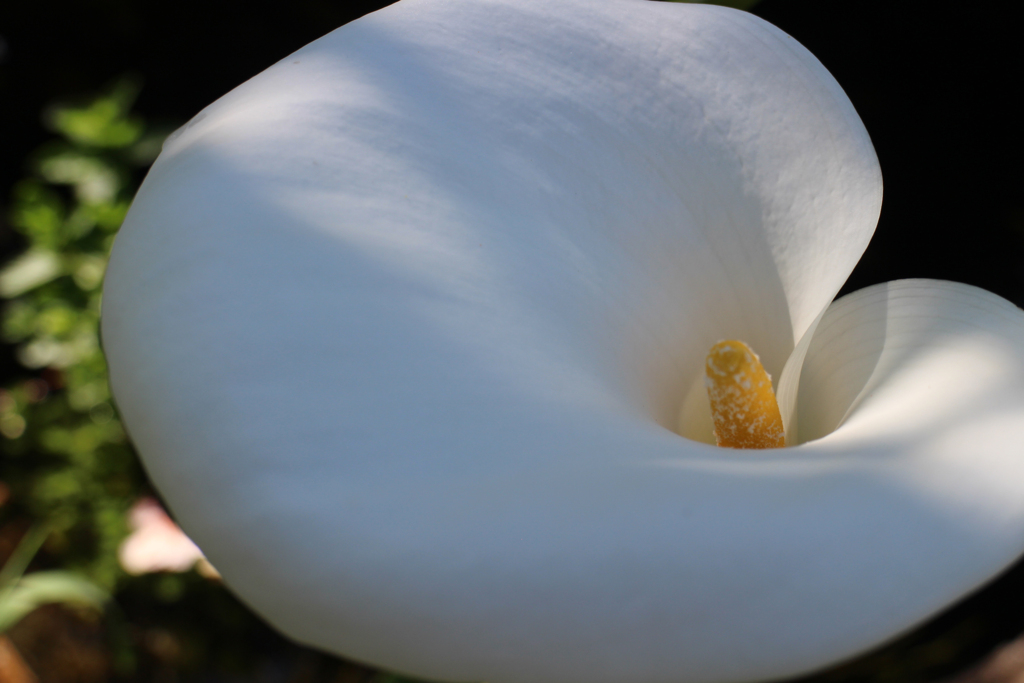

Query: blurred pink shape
[{"left": 119, "top": 497, "right": 219, "bottom": 578}]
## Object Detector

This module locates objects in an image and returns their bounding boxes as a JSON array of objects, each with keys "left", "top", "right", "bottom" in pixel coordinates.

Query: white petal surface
[
  {"left": 787, "top": 279, "right": 1024, "bottom": 654},
  {"left": 92, "top": 1, "right": 995, "bottom": 682}
]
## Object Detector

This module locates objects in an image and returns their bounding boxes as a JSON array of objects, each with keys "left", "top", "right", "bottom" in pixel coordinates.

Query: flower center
[{"left": 704, "top": 340, "right": 785, "bottom": 449}]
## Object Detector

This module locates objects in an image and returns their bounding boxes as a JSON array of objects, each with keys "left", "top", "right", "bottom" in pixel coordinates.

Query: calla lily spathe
[{"left": 100, "top": 1, "right": 1024, "bottom": 682}]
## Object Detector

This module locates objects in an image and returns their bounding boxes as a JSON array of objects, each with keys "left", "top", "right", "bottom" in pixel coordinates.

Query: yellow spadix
[{"left": 704, "top": 340, "right": 785, "bottom": 449}]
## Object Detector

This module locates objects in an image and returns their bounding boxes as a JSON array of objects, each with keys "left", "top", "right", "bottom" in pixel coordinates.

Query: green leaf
[
  {"left": 71, "top": 254, "right": 108, "bottom": 291},
  {"left": 37, "top": 151, "right": 123, "bottom": 204},
  {"left": 0, "top": 250, "right": 62, "bottom": 298},
  {"left": 8, "top": 180, "right": 65, "bottom": 248},
  {"left": 0, "top": 571, "right": 109, "bottom": 632},
  {"left": 0, "top": 524, "right": 51, "bottom": 594},
  {"left": 46, "top": 78, "right": 144, "bottom": 149}
]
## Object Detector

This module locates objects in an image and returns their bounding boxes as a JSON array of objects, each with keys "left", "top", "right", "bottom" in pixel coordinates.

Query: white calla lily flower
[{"left": 100, "top": 1, "right": 1024, "bottom": 682}]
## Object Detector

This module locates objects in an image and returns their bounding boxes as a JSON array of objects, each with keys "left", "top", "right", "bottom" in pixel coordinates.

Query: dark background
[{"left": 1, "top": 0, "right": 1022, "bottom": 680}]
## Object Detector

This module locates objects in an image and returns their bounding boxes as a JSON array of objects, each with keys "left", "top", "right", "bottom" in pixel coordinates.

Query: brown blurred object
[
  {"left": 0, "top": 636, "right": 38, "bottom": 683},
  {"left": 6, "top": 605, "right": 109, "bottom": 683},
  {"left": 939, "top": 636, "right": 1024, "bottom": 683}
]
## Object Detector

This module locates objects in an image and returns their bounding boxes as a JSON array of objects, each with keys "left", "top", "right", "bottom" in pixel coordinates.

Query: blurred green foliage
[{"left": 0, "top": 78, "right": 162, "bottom": 592}]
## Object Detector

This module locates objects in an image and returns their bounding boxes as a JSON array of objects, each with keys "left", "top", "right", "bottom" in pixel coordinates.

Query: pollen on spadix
[{"left": 704, "top": 340, "right": 785, "bottom": 449}]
